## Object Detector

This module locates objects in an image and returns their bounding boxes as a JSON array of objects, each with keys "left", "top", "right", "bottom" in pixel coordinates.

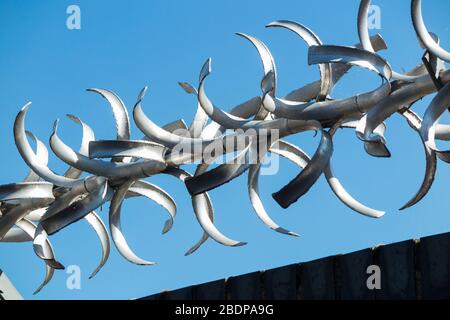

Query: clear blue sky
[{"left": 0, "top": 0, "right": 449, "bottom": 300}]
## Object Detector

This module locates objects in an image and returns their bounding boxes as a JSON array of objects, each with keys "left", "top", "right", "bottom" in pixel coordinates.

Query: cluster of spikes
[{"left": 1, "top": 0, "right": 450, "bottom": 294}]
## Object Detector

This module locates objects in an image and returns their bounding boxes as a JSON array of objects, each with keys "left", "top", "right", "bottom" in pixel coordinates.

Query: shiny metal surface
[{"left": 2, "top": 0, "right": 449, "bottom": 294}]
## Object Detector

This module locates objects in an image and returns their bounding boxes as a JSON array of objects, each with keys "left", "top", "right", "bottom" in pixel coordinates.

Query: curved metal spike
[
  {"left": 197, "top": 58, "right": 261, "bottom": 129},
  {"left": 87, "top": 88, "right": 131, "bottom": 140},
  {"left": 273, "top": 124, "right": 333, "bottom": 209},
  {"left": 63, "top": 114, "right": 95, "bottom": 179},
  {"left": 14, "top": 103, "right": 84, "bottom": 187},
  {"left": 84, "top": 211, "right": 110, "bottom": 278},
  {"left": 399, "top": 108, "right": 437, "bottom": 210},
  {"left": 358, "top": 0, "right": 423, "bottom": 81},
  {"left": 236, "top": 32, "right": 277, "bottom": 120},
  {"left": 266, "top": 20, "right": 332, "bottom": 101},
  {"left": 109, "top": 179, "right": 156, "bottom": 266},
  {"left": 420, "top": 82, "right": 450, "bottom": 161},
  {"left": 164, "top": 167, "right": 246, "bottom": 248},
  {"left": 411, "top": 0, "right": 450, "bottom": 63},
  {"left": 247, "top": 139, "right": 307, "bottom": 236},
  {"left": 308, "top": 45, "right": 392, "bottom": 80},
  {"left": 23, "top": 131, "right": 49, "bottom": 182},
  {"left": 163, "top": 167, "right": 215, "bottom": 256},
  {"left": 14, "top": 219, "right": 58, "bottom": 294},
  {"left": 126, "top": 180, "right": 177, "bottom": 234}
]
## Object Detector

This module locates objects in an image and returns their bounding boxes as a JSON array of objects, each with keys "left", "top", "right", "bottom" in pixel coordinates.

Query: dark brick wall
[{"left": 140, "top": 232, "right": 450, "bottom": 300}]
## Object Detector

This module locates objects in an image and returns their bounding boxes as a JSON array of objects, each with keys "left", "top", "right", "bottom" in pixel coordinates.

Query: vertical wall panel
[
  {"left": 336, "top": 248, "right": 374, "bottom": 300},
  {"left": 419, "top": 233, "right": 450, "bottom": 299},
  {"left": 375, "top": 240, "right": 416, "bottom": 299},
  {"left": 262, "top": 264, "right": 298, "bottom": 300},
  {"left": 194, "top": 279, "right": 226, "bottom": 300},
  {"left": 227, "top": 271, "right": 262, "bottom": 300},
  {"left": 298, "top": 256, "right": 335, "bottom": 300}
]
